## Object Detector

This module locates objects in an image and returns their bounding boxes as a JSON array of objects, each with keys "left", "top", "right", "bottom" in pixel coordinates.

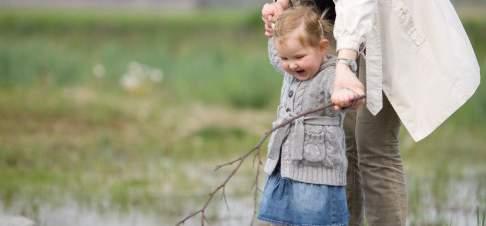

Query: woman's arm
[
  {"left": 334, "top": 0, "right": 376, "bottom": 53},
  {"left": 331, "top": 0, "right": 376, "bottom": 109}
]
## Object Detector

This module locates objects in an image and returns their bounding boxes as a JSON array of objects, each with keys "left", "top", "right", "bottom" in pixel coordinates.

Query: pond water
[
  {"left": 1, "top": 168, "right": 484, "bottom": 226},
  {"left": 0, "top": 197, "right": 256, "bottom": 226}
]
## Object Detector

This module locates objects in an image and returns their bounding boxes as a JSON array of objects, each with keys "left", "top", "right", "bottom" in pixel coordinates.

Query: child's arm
[
  {"left": 267, "top": 38, "right": 286, "bottom": 75},
  {"left": 325, "top": 67, "right": 337, "bottom": 96},
  {"left": 317, "top": 64, "right": 337, "bottom": 103}
]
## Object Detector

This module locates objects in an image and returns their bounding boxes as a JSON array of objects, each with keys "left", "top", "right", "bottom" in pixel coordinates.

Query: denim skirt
[{"left": 258, "top": 169, "right": 349, "bottom": 226}]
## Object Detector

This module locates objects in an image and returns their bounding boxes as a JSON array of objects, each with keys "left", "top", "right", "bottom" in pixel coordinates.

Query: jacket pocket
[
  {"left": 302, "top": 125, "right": 344, "bottom": 168},
  {"left": 323, "top": 126, "right": 346, "bottom": 168},
  {"left": 393, "top": 0, "right": 425, "bottom": 46}
]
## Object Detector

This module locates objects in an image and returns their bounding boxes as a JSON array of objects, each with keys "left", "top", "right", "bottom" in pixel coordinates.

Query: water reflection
[
  {"left": 0, "top": 196, "right": 256, "bottom": 226},
  {"left": 1, "top": 169, "right": 484, "bottom": 226},
  {"left": 407, "top": 169, "right": 485, "bottom": 226},
  {"left": 1, "top": 199, "right": 162, "bottom": 226}
]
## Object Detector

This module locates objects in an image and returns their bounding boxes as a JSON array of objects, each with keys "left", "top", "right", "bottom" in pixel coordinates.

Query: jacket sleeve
[
  {"left": 333, "top": 0, "right": 377, "bottom": 51},
  {"left": 325, "top": 67, "right": 337, "bottom": 96},
  {"left": 268, "top": 38, "right": 286, "bottom": 75}
]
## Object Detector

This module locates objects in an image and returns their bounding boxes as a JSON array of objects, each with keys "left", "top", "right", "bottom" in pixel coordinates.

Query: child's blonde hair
[{"left": 273, "top": 6, "right": 333, "bottom": 48}]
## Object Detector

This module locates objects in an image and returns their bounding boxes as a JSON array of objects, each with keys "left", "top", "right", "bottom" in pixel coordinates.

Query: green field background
[{"left": 0, "top": 8, "right": 485, "bottom": 226}]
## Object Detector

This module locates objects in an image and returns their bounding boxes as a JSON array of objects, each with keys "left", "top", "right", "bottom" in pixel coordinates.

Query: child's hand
[{"left": 261, "top": 2, "right": 286, "bottom": 37}]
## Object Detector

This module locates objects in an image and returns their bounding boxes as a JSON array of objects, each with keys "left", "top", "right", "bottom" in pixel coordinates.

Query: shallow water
[
  {"left": 0, "top": 196, "right": 256, "bottom": 226},
  {"left": 1, "top": 168, "right": 484, "bottom": 226},
  {"left": 407, "top": 168, "right": 486, "bottom": 226}
]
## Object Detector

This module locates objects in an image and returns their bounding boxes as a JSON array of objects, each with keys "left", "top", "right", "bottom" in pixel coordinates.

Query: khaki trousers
[{"left": 344, "top": 58, "right": 408, "bottom": 226}]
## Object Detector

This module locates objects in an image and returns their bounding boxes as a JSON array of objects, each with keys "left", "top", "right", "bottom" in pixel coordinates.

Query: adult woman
[{"left": 262, "top": 0, "right": 480, "bottom": 225}]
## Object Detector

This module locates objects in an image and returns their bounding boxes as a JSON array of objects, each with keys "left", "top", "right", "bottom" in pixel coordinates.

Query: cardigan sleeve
[
  {"left": 267, "top": 38, "right": 286, "bottom": 75},
  {"left": 324, "top": 67, "right": 336, "bottom": 96},
  {"left": 333, "top": 0, "right": 377, "bottom": 51}
]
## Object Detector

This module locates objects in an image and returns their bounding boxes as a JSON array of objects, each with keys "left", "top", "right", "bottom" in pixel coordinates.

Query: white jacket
[{"left": 333, "top": 0, "right": 481, "bottom": 141}]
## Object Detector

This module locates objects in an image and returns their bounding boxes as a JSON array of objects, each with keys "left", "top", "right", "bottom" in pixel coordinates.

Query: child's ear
[{"left": 319, "top": 39, "right": 329, "bottom": 53}]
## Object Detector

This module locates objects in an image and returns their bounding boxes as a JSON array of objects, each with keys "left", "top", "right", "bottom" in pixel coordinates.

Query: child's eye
[
  {"left": 295, "top": 55, "right": 305, "bottom": 59},
  {"left": 280, "top": 57, "right": 288, "bottom": 61}
]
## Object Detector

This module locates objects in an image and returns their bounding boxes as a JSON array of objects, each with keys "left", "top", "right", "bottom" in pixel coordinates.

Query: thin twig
[
  {"left": 222, "top": 187, "right": 230, "bottom": 211},
  {"left": 250, "top": 156, "right": 262, "bottom": 226},
  {"left": 175, "top": 96, "right": 365, "bottom": 226}
]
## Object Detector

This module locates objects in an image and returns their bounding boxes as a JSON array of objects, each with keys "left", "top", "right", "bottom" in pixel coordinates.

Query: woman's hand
[
  {"left": 331, "top": 63, "right": 365, "bottom": 110},
  {"left": 261, "top": 0, "right": 289, "bottom": 37}
]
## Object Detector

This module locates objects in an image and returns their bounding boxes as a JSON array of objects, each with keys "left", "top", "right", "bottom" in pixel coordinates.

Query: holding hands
[{"left": 332, "top": 62, "right": 365, "bottom": 110}]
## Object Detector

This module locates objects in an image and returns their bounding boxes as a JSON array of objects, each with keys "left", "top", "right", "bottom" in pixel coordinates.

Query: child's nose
[{"left": 289, "top": 63, "right": 298, "bottom": 70}]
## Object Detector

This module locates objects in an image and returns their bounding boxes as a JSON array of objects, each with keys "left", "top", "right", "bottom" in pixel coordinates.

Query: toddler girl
[{"left": 258, "top": 5, "right": 348, "bottom": 226}]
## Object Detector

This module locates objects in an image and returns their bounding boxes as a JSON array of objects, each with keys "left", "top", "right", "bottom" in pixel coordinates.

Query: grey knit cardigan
[{"left": 264, "top": 40, "right": 347, "bottom": 186}]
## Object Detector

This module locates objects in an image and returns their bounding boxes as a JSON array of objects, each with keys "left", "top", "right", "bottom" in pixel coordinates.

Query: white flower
[
  {"left": 120, "top": 72, "right": 142, "bottom": 91},
  {"left": 120, "top": 61, "right": 164, "bottom": 92}
]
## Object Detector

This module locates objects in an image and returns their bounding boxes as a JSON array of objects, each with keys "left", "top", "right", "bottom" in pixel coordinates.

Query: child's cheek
[{"left": 282, "top": 63, "right": 289, "bottom": 71}]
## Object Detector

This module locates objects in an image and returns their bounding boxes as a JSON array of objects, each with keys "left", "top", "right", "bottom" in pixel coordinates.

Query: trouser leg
[
  {"left": 356, "top": 95, "right": 407, "bottom": 226},
  {"left": 344, "top": 110, "right": 364, "bottom": 226}
]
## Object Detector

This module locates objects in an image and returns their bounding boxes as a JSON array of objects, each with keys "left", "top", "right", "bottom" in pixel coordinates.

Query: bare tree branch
[
  {"left": 222, "top": 187, "right": 230, "bottom": 211},
  {"left": 250, "top": 156, "right": 262, "bottom": 226},
  {"left": 175, "top": 96, "right": 365, "bottom": 226}
]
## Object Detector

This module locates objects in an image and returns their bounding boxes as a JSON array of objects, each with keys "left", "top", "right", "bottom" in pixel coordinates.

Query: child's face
[{"left": 275, "top": 31, "right": 328, "bottom": 81}]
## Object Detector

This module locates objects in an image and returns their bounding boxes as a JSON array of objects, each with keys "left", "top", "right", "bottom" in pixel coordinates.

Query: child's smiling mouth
[
  {"left": 292, "top": 69, "right": 309, "bottom": 80},
  {"left": 295, "top": 69, "right": 305, "bottom": 75}
]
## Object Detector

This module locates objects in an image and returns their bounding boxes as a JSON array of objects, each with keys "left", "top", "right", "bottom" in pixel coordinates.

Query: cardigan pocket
[
  {"left": 393, "top": 0, "right": 425, "bottom": 46},
  {"left": 302, "top": 125, "right": 342, "bottom": 168},
  {"left": 302, "top": 124, "right": 326, "bottom": 163},
  {"left": 323, "top": 126, "right": 345, "bottom": 168}
]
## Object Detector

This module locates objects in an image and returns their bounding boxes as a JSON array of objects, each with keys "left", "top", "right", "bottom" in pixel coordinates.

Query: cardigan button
[
  {"left": 286, "top": 108, "right": 291, "bottom": 112},
  {"left": 288, "top": 90, "right": 294, "bottom": 97}
]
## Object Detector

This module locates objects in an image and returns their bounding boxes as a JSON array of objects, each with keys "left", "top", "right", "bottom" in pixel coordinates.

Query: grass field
[{"left": 0, "top": 8, "right": 485, "bottom": 226}]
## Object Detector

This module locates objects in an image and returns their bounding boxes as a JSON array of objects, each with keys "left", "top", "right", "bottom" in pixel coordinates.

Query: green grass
[
  {"left": 0, "top": 8, "right": 261, "bottom": 33},
  {"left": 0, "top": 84, "right": 263, "bottom": 218},
  {"left": 0, "top": 8, "right": 279, "bottom": 109}
]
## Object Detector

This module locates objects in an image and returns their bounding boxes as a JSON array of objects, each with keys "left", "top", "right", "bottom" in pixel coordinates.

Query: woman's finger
[{"left": 332, "top": 90, "right": 345, "bottom": 106}]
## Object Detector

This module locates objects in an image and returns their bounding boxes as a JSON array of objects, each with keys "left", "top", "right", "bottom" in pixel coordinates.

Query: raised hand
[{"left": 261, "top": 0, "right": 288, "bottom": 37}]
